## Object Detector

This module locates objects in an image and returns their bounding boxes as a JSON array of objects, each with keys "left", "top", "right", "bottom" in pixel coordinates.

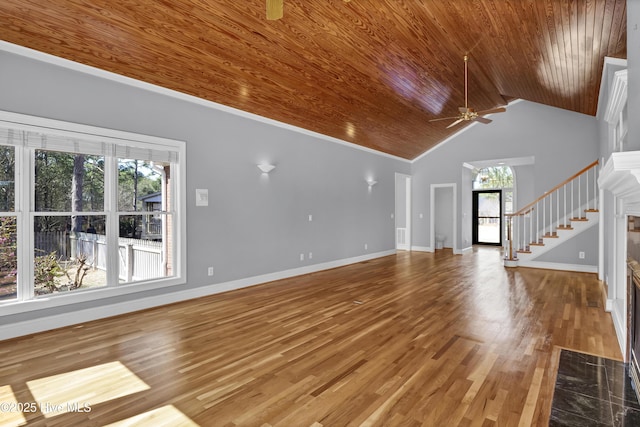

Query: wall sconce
[
  {"left": 366, "top": 178, "right": 377, "bottom": 187},
  {"left": 257, "top": 164, "right": 276, "bottom": 174}
]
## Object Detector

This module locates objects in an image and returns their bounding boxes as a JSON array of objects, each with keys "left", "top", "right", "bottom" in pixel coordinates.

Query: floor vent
[{"left": 587, "top": 301, "right": 599, "bottom": 308}]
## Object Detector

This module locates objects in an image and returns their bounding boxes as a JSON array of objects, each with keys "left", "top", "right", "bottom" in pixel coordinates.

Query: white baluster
[
  {"left": 549, "top": 192, "right": 552, "bottom": 236},
  {"left": 536, "top": 200, "right": 539, "bottom": 244},
  {"left": 564, "top": 184, "right": 567, "bottom": 228},
  {"left": 593, "top": 163, "right": 597, "bottom": 209},
  {"left": 520, "top": 215, "right": 523, "bottom": 252},
  {"left": 578, "top": 175, "right": 581, "bottom": 219},
  {"left": 586, "top": 169, "right": 589, "bottom": 211},
  {"left": 543, "top": 197, "right": 546, "bottom": 238},
  {"left": 571, "top": 181, "right": 574, "bottom": 220},
  {"left": 530, "top": 207, "right": 533, "bottom": 248},
  {"left": 556, "top": 188, "right": 560, "bottom": 229}
]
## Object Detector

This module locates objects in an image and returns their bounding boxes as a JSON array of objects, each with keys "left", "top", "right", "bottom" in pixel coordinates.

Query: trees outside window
[
  {"left": 0, "top": 145, "right": 15, "bottom": 300},
  {"left": 0, "top": 111, "right": 184, "bottom": 306},
  {"left": 473, "top": 166, "right": 514, "bottom": 190},
  {"left": 472, "top": 166, "right": 515, "bottom": 246},
  {"left": 0, "top": 216, "right": 17, "bottom": 300}
]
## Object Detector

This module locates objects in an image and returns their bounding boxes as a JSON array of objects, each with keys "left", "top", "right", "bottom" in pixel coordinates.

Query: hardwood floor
[{"left": 0, "top": 247, "right": 621, "bottom": 426}]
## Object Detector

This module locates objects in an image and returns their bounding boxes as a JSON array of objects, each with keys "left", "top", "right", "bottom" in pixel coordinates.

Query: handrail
[
  {"left": 504, "top": 160, "right": 599, "bottom": 265},
  {"left": 505, "top": 159, "right": 599, "bottom": 217}
]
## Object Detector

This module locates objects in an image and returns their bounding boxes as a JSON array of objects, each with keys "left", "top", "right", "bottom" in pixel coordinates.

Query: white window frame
[{"left": 0, "top": 110, "right": 186, "bottom": 316}]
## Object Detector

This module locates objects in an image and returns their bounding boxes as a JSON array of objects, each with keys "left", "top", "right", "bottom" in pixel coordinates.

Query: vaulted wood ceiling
[{"left": 0, "top": 1, "right": 627, "bottom": 160}]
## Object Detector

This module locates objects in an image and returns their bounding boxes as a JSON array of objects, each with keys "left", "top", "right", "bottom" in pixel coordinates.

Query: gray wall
[
  {"left": 512, "top": 165, "right": 534, "bottom": 212},
  {"left": 0, "top": 49, "right": 409, "bottom": 324},
  {"left": 536, "top": 226, "right": 599, "bottom": 265},
  {"left": 411, "top": 100, "right": 600, "bottom": 255}
]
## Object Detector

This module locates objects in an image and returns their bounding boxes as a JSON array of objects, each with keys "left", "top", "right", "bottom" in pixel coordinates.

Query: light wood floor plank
[{"left": 0, "top": 247, "right": 621, "bottom": 426}]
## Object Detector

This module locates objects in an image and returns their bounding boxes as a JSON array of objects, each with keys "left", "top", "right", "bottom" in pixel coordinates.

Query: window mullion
[
  {"left": 16, "top": 144, "right": 34, "bottom": 300},
  {"left": 105, "top": 154, "right": 119, "bottom": 287}
]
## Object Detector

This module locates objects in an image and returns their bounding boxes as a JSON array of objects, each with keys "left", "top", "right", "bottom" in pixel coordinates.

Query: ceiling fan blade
[
  {"left": 429, "top": 115, "right": 461, "bottom": 122},
  {"left": 477, "top": 107, "right": 506, "bottom": 115},
  {"left": 474, "top": 117, "right": 492, "bottom": 124},
  {"left": 266, "top": 0, "right": 283, "bottom": 20},
  {"left": 446, "top": 119, "right": 465, "bottom": 129}
]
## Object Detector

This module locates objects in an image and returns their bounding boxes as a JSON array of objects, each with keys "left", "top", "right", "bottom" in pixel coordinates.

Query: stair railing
[{"left": 505, "top": 160, "right": 599, "bottom": 262}]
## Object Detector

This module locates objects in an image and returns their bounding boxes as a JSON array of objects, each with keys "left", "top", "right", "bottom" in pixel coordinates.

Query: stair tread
[
  {"left": 530, "top": 243, "right": 545, "bottom": 246},
  {"left": 585, "top": 209, "right": 599, "bottom": 212},
  {"left": 557, "top": 225, "right": 574, "bottom": 230},
  {"left": 544, "top": 234, "right": 559, "bottom": 238},
  {"left": 517, "top": 250, "right": 532, "bottom": 254},
  {"left": 571, "top": 217, "right": 589, "bottom": 221}
]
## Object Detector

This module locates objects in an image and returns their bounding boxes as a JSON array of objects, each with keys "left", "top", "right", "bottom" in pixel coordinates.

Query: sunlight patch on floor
[
  {"left": 0, "top": 385, "right": 27, "bottom": 426},
  {"left": 26, "top": 361, "right": 149, "bottom": 418}
]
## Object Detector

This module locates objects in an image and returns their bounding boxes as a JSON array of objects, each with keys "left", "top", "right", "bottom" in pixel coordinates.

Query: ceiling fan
[{"left": 430, "top": 55, "right": 506, "bottom": 129}]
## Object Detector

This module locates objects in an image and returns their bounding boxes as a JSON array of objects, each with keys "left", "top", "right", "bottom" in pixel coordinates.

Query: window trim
[{"left": 0, "top": 110, "right": 187, "bottom": 316}]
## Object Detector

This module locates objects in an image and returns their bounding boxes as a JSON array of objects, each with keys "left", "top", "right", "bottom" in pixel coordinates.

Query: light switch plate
[{"left": 196, "top": 189, "right": 209, "bottom": 206}]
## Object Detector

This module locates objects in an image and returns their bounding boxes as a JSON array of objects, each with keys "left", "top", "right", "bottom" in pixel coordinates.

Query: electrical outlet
[
  {"left": 309, "top": 252, "right": 313, "bottom": 260},
  {"left": 207, "top": 266, "right": 214, "bottom": 276},
  {"left": 308, "top": 214, "right": 313, "bottom": 222},
  {"left": 579, "top": 251, "right": 585, "bottom": 259},
  {"left": 300, "top": 253, "right": 305, "bottom": 261},
  {"left": 364, "top": 243, "right": 368, "bottom": 250}
]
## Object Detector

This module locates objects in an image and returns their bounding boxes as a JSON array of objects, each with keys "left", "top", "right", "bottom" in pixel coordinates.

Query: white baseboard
[
  {"left": 0, "top": 249, "right": 396, "bottom": 341},
  {"left": 612, "top": 301, "right": 627, "bottom": 361},
  {"left": 411, "top": 246, "right": 433, "bottom": 252},
  {"left": 408, "top": 246, "right": 469, "bottom": 254},
  {"left": 605, "top": 298, "right": 614, "bottom": 312},
  {"left": 517, "top": 261, "right": 598, "bottom": 273},
  {"left": 454, "top": 246, "right": 472, "bottom": 255}
]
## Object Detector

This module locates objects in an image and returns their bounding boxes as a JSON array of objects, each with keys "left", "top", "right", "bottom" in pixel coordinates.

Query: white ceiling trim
[{"left": 604, "top": 69, "right": 628, "bottom": 125}]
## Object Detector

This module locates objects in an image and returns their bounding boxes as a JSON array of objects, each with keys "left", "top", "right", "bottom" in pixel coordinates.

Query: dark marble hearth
[{"left": 550, "top": 349, "right": 640, "bottom": 426}]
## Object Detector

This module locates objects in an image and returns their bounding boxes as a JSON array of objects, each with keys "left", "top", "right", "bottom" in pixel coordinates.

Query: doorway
[
  {"left": 395, "top": 174, "right": 411, "bottom": 250},
  {"left": 430, "top": 183, "right": 457, "bottom": 252},
  {"left": 472, "top": 190, "right": 502, "bottom": 245}
]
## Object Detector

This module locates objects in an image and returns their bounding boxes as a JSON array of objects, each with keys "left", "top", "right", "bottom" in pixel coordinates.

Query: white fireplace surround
[
  {"left": 599, "top": 151, "right": 640, "bottom": 360},
  {"left": 599, "top": 151, "right": 640, "bottom": 216}
]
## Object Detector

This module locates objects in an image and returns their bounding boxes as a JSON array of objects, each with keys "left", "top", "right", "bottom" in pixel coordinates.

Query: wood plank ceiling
[{"left": 0, "top": 0, "right": 627, "bottom": 160}]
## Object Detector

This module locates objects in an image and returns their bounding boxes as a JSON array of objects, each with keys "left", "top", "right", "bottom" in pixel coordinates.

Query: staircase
[{"left": 504, "top": 160, "right": 599, "bottom": 269}]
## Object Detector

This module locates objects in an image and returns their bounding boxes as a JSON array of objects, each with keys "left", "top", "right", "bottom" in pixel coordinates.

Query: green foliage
[
  {"left": 118, "top": 159, "right": 161, "bottom": 212},
  {"left": 474, "top": 166, "right": 513, "bottom": 190},
  {"left": 32, "top": 151, "right": 161, "bottom": 232},
  {"left": 34, "top": 251, "right": 90, "bottom": 294},
  {"left": 0, "top": 217, "right": 17, "bottom": 286},
  {"left": 34, "top": 250, "right": 64, "bottom": 293},
  {"left": 0, "top": 146, "right": 14, "bottom": 211}
]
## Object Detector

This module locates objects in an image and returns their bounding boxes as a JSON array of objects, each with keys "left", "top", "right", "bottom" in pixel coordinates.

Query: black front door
[{"left": 472, "top": 190, "right": 502, "bottom": 245}]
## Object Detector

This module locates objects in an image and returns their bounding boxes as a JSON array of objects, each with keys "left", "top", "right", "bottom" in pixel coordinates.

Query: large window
[{"left": 0, "top": 111, "right": 185, "bottom": 309}]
